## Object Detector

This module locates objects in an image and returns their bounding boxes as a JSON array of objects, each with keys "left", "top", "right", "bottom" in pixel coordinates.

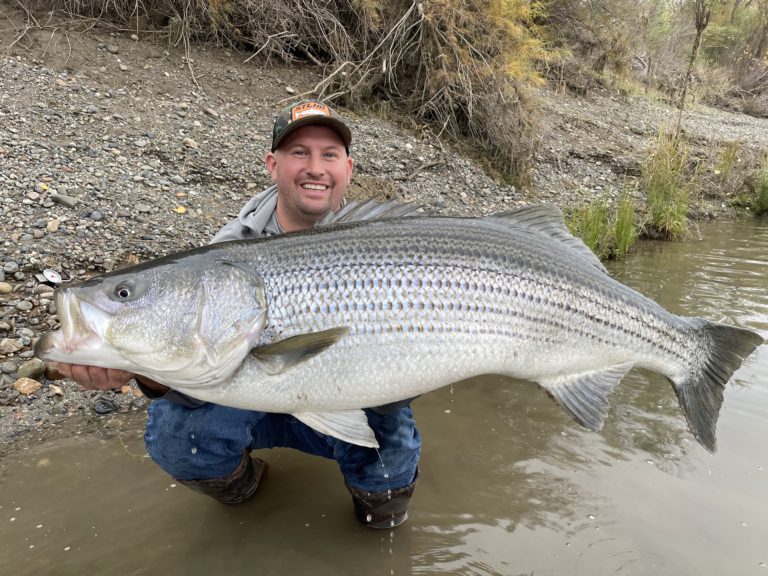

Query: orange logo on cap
[{"left": 291, "top": 102, "right": 331, "bottom": 121}]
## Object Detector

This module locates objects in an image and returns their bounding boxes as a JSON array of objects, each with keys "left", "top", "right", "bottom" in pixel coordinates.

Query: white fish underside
[{"left": 192, "top": 307, "right": 687, "bottom": 414}]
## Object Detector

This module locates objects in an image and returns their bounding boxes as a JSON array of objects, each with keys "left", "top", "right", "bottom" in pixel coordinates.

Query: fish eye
[{"left": 114, "top": 284, "right": 132, "bottom": 300}]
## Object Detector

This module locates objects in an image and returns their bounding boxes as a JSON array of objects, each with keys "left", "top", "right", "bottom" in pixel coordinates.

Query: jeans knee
[{"left": 144, "top": 400, "right": 259, "bottom": 480}]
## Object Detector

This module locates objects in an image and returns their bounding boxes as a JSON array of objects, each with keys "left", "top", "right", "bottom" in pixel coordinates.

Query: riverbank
[{"left": 2, "top": 2, "right": 768, "bottom": 453}]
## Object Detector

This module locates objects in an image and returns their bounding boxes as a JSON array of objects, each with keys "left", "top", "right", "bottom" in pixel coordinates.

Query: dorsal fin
[
  {"left": 487, "top": 205, "right": 609, "bottom": 274},
  {"left": 317, "top": 200, "right": 421, "bottom": 227}
]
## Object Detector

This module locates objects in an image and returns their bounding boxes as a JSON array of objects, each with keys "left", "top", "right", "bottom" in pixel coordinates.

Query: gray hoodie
[{"left": 210, "top": 185, "right": 283, "bottom": 243}]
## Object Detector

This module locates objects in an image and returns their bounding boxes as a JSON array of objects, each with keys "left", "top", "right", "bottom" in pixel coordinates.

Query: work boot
[
  {"left": 346, "top": 472, "right": 418, "bottom": 529},
  {"left": 175, "top": 452, "right": 266, "bottom": 504}
]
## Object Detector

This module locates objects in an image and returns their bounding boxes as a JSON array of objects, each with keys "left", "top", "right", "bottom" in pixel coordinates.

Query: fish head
[{"left": 35, "top": 258, "right": 268, "bottom": 388}]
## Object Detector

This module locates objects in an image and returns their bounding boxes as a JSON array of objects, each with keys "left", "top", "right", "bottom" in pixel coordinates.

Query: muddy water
[{"left": 2, "top": 219, "right": 767, "bottom": 576}]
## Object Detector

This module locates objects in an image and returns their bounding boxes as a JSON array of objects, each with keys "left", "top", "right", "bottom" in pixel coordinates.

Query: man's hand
[
  {"left": 55, "top": 363, "right": 170, "bottom": 395},
  {"left": 56, "top": 363, "right": 134, "bottom": 390}
]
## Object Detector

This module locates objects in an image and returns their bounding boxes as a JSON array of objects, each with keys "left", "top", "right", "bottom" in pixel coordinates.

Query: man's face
[{"left": 266, "top": 125, "right": 353, "bottom": 231}]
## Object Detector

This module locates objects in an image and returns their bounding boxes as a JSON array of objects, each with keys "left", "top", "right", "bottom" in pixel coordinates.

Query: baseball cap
[{"left": 271, "top": 99, "right": 352, "bottom": 153}]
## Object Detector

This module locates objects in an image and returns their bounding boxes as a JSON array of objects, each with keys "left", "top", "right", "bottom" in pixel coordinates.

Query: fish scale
[{"left": 35, "top": 203, "right": 763, "bottom": 451}]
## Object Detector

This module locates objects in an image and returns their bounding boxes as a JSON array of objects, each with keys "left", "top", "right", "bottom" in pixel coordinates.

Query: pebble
[
  {"left": 204, "top": 107, "right": 219, "bottom": 118},
  {"left": 47, "top": 219, "right": 61, "bottom": 233},
  {"left": 93, "top": 397, "right": 119, "bottom": 415},
  {"left": 2, "top": 361, "right": 17, "bottom": 374},
  {"left": 0, "top": 282, "right": 12, "bottom": 294},
  {"left": 0, "top": 338, "right": 23, "bottom": 354},
  {"left": 51, "top": 194, "right": 79, "bottom": 209},
  {"left": 182, "top": 137, "right": 199, "bottom": 149},
  {"left": 107, "top": 45, "right": 119, "bottom": 54},
  {"left": 130, "top": 34, "right": 139, "bottom": 41},
  {"left": 136, "top": 203, "right": 152, "bottom": 213},
  {"left": 119, "top": 64, "right": 129, "bottom": 72},
  {"left": 18, "top": 358, "right": 45, "bottom": 380},
  {"left": 16, "top": 301, "right": 33, "bottom": 312},
  {"left": 90, "top": 210, "right": 104, "bottom": 221},
  {"left": 3, "top": 262, "right": 19, "bottom": 274},
  {"left": 14, "top": 377, "right": 42, "bottom": 396}
]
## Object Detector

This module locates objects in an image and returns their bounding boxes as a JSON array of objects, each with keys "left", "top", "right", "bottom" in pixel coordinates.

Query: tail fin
[{"left": 672, "top": 319, "right": 763, "bottom": 453}]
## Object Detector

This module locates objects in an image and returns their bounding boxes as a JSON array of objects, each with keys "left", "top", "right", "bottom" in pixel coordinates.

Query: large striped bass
[{"left": 35, "top": 203, "right": 763, "bottom": 451}]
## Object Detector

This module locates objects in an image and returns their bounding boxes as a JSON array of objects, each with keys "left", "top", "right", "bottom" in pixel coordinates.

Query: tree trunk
[{"left": 674, "top": 0, "right": 711, "bottom": 141}]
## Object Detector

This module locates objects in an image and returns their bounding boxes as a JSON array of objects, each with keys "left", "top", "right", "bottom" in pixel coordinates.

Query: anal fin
[
  {"left": 539, "top": 362, "right": 635, "bottom": 430},
  {"left": 292, "top": 409, "right": 379, "bottom": 448}
]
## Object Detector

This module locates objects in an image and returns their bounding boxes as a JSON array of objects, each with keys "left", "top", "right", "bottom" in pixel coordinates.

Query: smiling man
[{"left": 56, "top": 100, "right": 421, "bottom": 529}]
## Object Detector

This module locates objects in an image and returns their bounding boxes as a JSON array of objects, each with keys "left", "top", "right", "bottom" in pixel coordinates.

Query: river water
[{"left": 2, "top": 219, "right": 767, "bottom": 576}]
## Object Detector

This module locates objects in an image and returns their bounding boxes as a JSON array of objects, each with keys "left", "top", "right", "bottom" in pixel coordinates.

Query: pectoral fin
[
  {"left": 252, "top": 327, "right": 350, "bottom": 375},
  {"left": 292, "top": 409, "right": 379, "bottom": 448},
  {"left": 538, "top": 362, "right": 635, "bottom": 430}
]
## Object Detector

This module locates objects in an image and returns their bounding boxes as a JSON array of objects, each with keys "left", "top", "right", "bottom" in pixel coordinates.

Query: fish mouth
[{"left": 34, "top": 289, "right": 107, "bottom": 361}]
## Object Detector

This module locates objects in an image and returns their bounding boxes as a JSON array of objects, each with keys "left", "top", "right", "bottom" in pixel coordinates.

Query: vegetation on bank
[
  {"left": 567, "top": 194, "right": 637, "bottom": 260},
  {"left": 642, "top": 131, "right": 692, "bottom": 240}
]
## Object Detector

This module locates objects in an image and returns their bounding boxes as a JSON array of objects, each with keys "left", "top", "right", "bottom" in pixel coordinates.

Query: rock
[
  {"left": 136, "top": 203, "right": 152, "bottom": 213},
  {"left": 93, "top": 397, "right": 119, "bottom": 415},
  {"left": 18, "top": 358, "right": 45, "bottom": 380},
  {"left": 0, "top": 338, "right": 23, "bottom": 354},
  {"left": 3, "top": 261, "right": 19, "bottom": 274},
  {"left": 16, "top": 301, "right": 33, "bottom": 312},
  {"left": 204, "top": 107, "right": 219, "bottom": 118},
  {"left": 286, "top": 86, "right": 296, "bottom": 94},
  {"left": 107, "top": 45, "right": 119, "bottom": 54},
  {"left": 2, "top": 361, "right": 17, "bottom": 374},
  {"left": 90, "top": 210, "right": 104, "bottom": 221},
  {"left": 130, "top": 34, "right": 139, "bottom": 41},
  {"left": 119, "top": 64, "right": 129, "bottom": 72},
  {"left": 0, "top": 282, "right": 12, "bottom": 294},
  {"left": 170, "top": 175, "right": 184, "bottom": 184},
  {"left": 182, "top": 137, "right": 199, "bottom": 149},
  {"left": 44, "top": 363, "right": 63, "bottom": 380},
  {"left": 14, "top": 377, "right": 42, "bottom": 396},
  {"left": 47, "top": 219, "right": 61, "bottom": 233},
  {"left": 49, "top": 384, "right": 64, "bottom": 396},
  {"left": 51, "top": 193, "right": 79, "bottom": 208}
]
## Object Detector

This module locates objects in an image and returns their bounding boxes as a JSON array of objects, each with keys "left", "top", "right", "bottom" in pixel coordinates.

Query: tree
[{"left": 674, "top": 0, "right": 712, "bottom": 139}]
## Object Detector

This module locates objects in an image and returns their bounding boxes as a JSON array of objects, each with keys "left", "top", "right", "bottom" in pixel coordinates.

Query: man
[{"left": 56, "top": 99, "right": 420, "bottom": 529}]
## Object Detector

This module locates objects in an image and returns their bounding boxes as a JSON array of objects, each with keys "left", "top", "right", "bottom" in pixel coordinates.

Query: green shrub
[
  {"left": 569, "top": 200, "right": 612, "bottom": 259},
  {"left": 754, "top": 164, "right": 768, "bottom": 216},
  {"left": 641, "top": 131, "right": 690, "bottom": 239},
  {"left": 716, "top": 141, "right": 740, "bottom": 183},
  {"left": 614, "top": 193, "right": 637, "bottom": 257},
  {"left": 567, "top": 193, "right": 638, "bottom": 260}
]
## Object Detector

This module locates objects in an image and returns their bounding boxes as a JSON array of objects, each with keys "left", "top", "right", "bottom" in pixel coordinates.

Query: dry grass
[{"left": 22, "top": 0, "right": 542, "bottom": 183}]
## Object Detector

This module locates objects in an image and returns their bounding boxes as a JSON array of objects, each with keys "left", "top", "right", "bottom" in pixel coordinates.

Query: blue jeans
[{"left": 144, "top": 400, "right": 421, "bottom": 492}]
